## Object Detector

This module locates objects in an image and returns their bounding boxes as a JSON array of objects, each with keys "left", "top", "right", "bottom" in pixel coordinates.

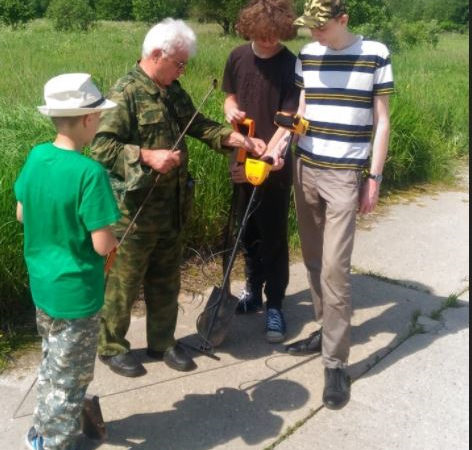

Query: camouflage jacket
[{"left": 91, "top": 64, "right": 233, "bottom": 202}]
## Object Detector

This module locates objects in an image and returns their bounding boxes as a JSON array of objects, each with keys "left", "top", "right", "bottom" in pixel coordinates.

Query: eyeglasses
[{"left": 164, "top": 52, "right": 188, "bottom": 70}]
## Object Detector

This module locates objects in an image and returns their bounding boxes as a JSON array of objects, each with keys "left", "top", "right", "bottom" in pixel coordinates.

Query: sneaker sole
[
  {"left": 25, "top": 436, "right": 37, "bottom": 450},
  {"left": 25, "top": 436, "right": 32, "bottom": 450}
]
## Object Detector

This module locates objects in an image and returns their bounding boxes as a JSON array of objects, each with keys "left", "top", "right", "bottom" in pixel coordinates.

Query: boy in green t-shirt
[{"left": 14, "top": 73, "right": 121, "bottom": 450}]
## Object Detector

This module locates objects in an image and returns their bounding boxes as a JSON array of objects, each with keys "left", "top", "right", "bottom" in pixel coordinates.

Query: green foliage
[
  {"left": 95, "top": 0, "right": 132, "bottom": 21},
  {"left": 0, "top": 0, "right": 34, "bottom": 28},
  {"left": 294, "top": 0, "right": 305, "bottom": 16},
  {"left": 354, "top": 18, "right": 441, "bottom": 52},
  {"left": 46, "top": 0, "right": 95, "bottom": 31},
  {"left": 132, "top": 0, "right": 188, "bottom": 23},
  {"left": 190, "top": 0, "right": 246, "bottom": 34},
  {"left": 387, "top": 0, "right": 469, "bottom": 30},
  {"left": 30, "top": 0, "right": 49, "bottom": 17},
  {"left": 347, "top": 0, "right": 390, "bottom": 27}
]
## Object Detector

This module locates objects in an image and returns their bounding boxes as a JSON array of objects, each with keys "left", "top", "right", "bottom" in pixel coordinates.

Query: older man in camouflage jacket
[{"left": 92, "top": 18, "right": 266, "bottom": 377}]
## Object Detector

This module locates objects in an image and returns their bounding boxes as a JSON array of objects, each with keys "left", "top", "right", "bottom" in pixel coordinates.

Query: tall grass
[{"left": 0, "top": 21, "right": 468, "bottom": 324}]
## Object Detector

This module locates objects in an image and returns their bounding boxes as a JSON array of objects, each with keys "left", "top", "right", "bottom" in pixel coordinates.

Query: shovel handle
[
  {"left": 104, "top": 247, "right": 117, "bottom": 274},
  {"left": 232, "top": 118, "right": 255, "bottom": 164}
]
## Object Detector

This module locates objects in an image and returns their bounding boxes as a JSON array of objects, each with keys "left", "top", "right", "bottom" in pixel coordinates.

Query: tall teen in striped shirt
[{"left": 269, "top": 0, "right": 394, "bottom": 410}]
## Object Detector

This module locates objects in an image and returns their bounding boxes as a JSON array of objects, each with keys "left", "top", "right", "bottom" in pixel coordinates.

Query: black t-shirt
[
  {"left": 222, "top": 44, "right": 300, "bottom": 185},
  {"left": 223, "top": 44, "right": 299, "bottom": 143}
]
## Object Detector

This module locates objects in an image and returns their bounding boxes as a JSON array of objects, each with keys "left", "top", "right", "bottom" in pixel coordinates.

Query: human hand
[
  {"left": 140, "top": 149, "right": 182, "bottom": 174},
  {"left": 225, "top": 107, "right": 246, "bottom": 124},
  {"left": 243, "top": 137, "right": 266, "bottom": 157},
  {"left": 359, "top": 178, "right": 380, "bottom": 214},
  {"left": 265, "top": 134, "right": 291, "bottom": 171},
  {"left": 230, "top": 161, "right": 248, "bottom": 184},
  {"left": 265, "top": 149, "right": 285, "bottom": 171}
]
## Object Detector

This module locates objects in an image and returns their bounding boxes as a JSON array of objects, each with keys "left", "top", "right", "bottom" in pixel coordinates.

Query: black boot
[
  {"left": 99, "top": 352, "right": 146, "bottom": 378},
  {"left": 322, "top": 368, "right": 351, "bottom": 410},
  {"left": 285, "top": 329, "right": 322, "bottom": 355},
  {"left": 147, "top": 343, "right": 196, "bottom": 372}
]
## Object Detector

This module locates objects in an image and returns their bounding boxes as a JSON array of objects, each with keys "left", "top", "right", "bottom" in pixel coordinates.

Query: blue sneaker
[
  {"left": 265, "top": 308, "right": 286, "bottom": 343},
  {"left": 236, "top": 288, "right": 263, "bottom": 314},
  {"left": 25, "top": 427, "right": 44, "bottom": 450}
]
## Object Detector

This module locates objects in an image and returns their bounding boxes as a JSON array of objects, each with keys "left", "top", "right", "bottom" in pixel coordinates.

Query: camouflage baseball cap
[{"left": 294, "top": 0, "right": 347, "bottom": 28}]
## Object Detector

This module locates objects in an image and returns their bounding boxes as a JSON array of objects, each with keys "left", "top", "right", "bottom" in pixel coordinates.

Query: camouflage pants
[
  {"left": 33, "top": 309, "right": 99, "bottom": 450},
  {"left": 98, "top": 230, "right": 182, "bottom": 356}
]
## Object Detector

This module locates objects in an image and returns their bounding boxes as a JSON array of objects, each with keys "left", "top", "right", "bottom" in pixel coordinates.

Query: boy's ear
[
  {"left": 81, "top": 114, "right": 90, "bottom": 127},
  {"left": 338, "top": 13, "right": 349, "bottom": 26}
]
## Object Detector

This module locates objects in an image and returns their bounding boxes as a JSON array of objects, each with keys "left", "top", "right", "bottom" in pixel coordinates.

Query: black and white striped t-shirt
[{"left": 295, "top": 36, "right": 394, "bottom": 170}]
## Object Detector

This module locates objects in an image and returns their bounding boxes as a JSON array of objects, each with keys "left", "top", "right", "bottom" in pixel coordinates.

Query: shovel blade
[
  {"left": 81, "top": 394, "right": 107, "bottom": 441},
  {"left": 196, "top": 286, "right": 238, "bottom": 347}
]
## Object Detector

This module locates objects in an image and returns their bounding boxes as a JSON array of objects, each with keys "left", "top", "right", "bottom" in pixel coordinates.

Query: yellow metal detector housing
[{"left": 245, "top": 157, "right": 273, "bottom": 186}]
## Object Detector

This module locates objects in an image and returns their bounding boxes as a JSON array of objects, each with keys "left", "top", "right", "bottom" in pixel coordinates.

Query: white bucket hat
[{"left": 38, "top": 73, "right": 116, "bottom": 117}]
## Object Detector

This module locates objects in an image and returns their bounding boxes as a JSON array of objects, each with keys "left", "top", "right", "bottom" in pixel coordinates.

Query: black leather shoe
[
  {"left": 163, "top": 343, "right": 196, "bottom": 372},
  {"left": 322, "top": 368, "right": 351, "bottom": 410},
  {"left": 99, "top": 352, "right": 146, "bottom": 378},
  {"left": 285, "top": 329, "right": 322, "bottom": 355},
  {"left": 146, "top": 348, "right": 165, "bottom": 360}
]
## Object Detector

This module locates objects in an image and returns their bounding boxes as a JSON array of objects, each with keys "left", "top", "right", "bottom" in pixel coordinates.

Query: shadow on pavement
[
  {"left": 353, "top": 298, "right": 470, "bottom": 380},
  {"left": 195, "top": 272, "right": 469, "bottom": 381},
  {"left": 82, "top": 379, "right": 309, "bottom": 450},
  {"left": 177, "top": 292, "right": 314, "bottom": 362}
]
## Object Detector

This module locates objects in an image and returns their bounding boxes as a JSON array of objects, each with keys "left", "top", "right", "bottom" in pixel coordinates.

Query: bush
[
  {"left": 47, "top": 0, "right": 95, "bottom": 31},
  {"left": 132, "top": 0, "right": 188, "bottom": 23},
  {"left": 347, "top": 0, "right": 390, "bottom": 27},
  {"left": 0, "top": 0, "right": 34, "bottom": 28},
  {"left": 95, "top": 0, "right": 132, "bottom": 21},
  {"left": 387, "top": 0, "right": 469, "bottom": 26},
  {"left": 354, "top": 18, "right": 440, "bottom": 52},
  {"left": 190, "top": 0, "right": 246, "bottom": 34},
  {"left": 31, "top": 0, "right": 49, "bottom": 18}
]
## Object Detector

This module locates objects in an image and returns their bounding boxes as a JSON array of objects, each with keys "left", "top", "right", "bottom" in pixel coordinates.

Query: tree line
[{"left": 0, "top": 0, "right": 469, "bottom": 33}]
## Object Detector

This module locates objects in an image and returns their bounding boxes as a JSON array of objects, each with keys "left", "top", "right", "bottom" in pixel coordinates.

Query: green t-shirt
[{"left": 14, "top": 142, "right": 121, "bottom": 319}]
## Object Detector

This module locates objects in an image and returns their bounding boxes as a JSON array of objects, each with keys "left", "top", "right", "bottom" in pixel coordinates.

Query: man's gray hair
[{"left": 142, "top": 18, "right": 197, "bottom": 59}]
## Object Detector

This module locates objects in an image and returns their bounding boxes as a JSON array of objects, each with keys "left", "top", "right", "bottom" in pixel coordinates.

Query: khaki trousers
[{"left": 293, "top": 157, "right": 361, "bottom": 368}]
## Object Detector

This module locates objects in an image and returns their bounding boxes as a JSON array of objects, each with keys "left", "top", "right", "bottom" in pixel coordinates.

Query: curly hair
[{"left": 237, "top": 0, "right": 297, "bottom": 41}]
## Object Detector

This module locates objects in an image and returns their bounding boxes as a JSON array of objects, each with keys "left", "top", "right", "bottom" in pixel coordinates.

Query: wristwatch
[{"left": 368, "top": 173, "right": 383, "bottom": 183}]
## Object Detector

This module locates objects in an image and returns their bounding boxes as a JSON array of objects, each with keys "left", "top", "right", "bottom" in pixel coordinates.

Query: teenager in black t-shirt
[{"left": 222, "top": 0, "right": 300, "bottom": 343}]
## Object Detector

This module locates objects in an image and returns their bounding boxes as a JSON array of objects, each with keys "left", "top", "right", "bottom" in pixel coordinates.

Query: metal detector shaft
[{"left": 203, "top": 186, "right": 259, "bottom": 345}]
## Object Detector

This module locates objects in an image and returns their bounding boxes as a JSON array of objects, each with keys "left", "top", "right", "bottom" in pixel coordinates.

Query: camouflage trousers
[
  {"left": 33, "top": 309, "right": 99, "bottom": 450},
  {"left": 98, "top": 229, "right": 182, "bottom": 356}
]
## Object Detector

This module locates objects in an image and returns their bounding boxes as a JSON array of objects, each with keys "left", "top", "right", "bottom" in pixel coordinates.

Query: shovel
[
  {"left": 81, "top": 394, "right": 107, "bottom": 441},
  {"left": 196, "top": 157, "right": 271, "bottom": 348}
]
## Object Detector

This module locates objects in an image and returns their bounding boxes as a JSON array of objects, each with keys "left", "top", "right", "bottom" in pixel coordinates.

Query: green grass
[
  {"left": 386, "top": 33, "right": 469, "bottom": 186},
  {"left": 0, "top": 21, "right": 468, "bottom": 357}
]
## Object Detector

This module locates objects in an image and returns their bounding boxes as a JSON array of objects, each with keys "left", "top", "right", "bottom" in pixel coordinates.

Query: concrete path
[{"left": 1, "top": 177, "right": 468, "bottom": 450}]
